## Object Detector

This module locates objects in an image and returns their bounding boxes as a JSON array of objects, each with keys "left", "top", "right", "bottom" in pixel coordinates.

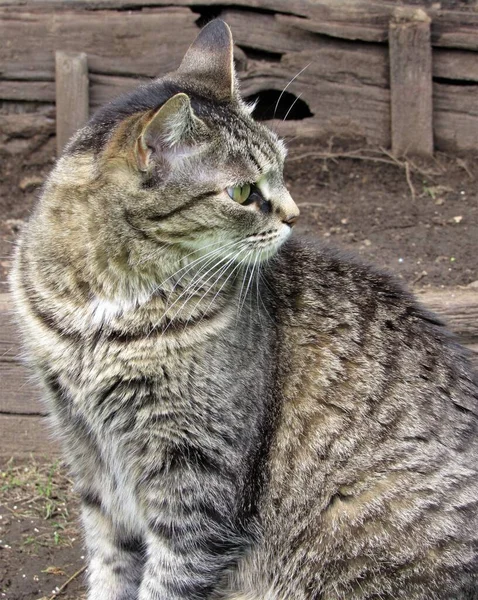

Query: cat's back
[
  {"left": 253, "top": 237, "right": 478, "bottom": 598},
  {"left": 268, "top": 236, "right": 478, "bottom": 458}
]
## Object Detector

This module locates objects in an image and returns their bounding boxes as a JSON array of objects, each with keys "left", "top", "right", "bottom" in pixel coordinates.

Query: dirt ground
[
  {"left": 0, "top": 459, "right": 86, "bottom": 600},
  {"left": 284, "top": 144, "right": 478, "bottom": 289}
]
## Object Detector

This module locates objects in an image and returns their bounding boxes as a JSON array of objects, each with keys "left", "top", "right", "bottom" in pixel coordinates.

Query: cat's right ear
[{"left": 136, "top": 93, "right": 208, "bottom": 171}]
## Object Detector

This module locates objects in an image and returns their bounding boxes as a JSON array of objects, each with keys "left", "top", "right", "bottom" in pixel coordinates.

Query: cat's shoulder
[
  {"left": 268, "top": 236, "right": 456, "bottom": 346},
  {"left": 267, "top": 235, "right": 478, "bottom": 407},
  {"left": 270, "top": 236, "right": 420, "bottom": 311}
]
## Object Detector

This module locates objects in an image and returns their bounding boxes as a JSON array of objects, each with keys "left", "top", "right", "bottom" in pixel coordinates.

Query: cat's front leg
[
  {"left": 82, "top": 495, "right": 145, "bottom": 600},
  {"left": 137, "top": 454, "right": 249, "bottom": 600}
]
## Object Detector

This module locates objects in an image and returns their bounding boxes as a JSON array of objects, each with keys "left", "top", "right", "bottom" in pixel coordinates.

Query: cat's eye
[{"left": 226, "top": 184, "right": 251, "bottom": 204}]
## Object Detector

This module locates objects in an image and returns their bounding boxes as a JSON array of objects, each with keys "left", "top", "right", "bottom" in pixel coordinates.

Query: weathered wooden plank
[
  {"left": 3, "top": 76, "right": 478, "bottom": 154},
  {"left": 277, "top": 4, "right": 478, "bottom": 51},
  {"left": 0, "top": 75, "right": 144, "bottom": 109},
  {"left": 430, "top": 8, "right": 478, "bottom": 51},
  {"left": 434, "top": 82, "right": 478, "bottom": 152},
  {"left": 0, "top": 414, "right": 58, "bottom": 458},
  {"left": 1, "top": 365, "right": 44, "bottom": 416},
  {"left": 389, "top": 9, "right": 433, "bottom": 157},
  {"left": 417, "top": 288, "right": 478, "bottom": 342},
  {"left": 0, "top": 301, "right": 44, "bottom": 415},
  {"left": 0, "top": 7, "right": 198, "bottom": 82},
  {"left": 241, "top": 71, "right": 391, "bottom": 148},
  {"left": 0, "top": 79, "right": 55, "bottom": 102},
  {"left": 276, "top": 7, "right": 391, "bottom": 44},
  {"left": 276, "top": 46, "right": 388, "bottom": 88},
  {"left": 89, "top": 73, "right": 147, "bottom": 110},
  {"left": 0, "top": 109, "right": 55, "bottom": 142},
  {"left": 2, "top": 13, "right": 478, "bottom": 88},
  {"left": 3, "top": 1, "right": 478, "bottom": 50},
  {"left": 434, "top": 48, "right": 478, "bottom": 83},
  {"left": 85, "top": 73, "right": 478, "bottom": 153},
  {"left": 222, "top": 9, "right": 323, "bottom": 55},
  {"left": 55, "top": 51, "right": 89, "bottom": 154},
  {"left": 0, "top": 0, "right": 312, "bottom": 15}
]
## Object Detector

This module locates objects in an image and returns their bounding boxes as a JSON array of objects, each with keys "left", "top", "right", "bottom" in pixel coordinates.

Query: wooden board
[
  {"left": 389, "top": 10, "right": 433, "bottom": 157},
  {"left": 277, "top": 4, "right": 478, "bottom": 50},
  {"left": 222, "top": 9, "right": 326, "bottom": 55},
  {"left": 0, "top": 300, "right": 45, "bottom": 415},
  {"left": 0, "top": 414, "right": 58, "bottom": 458},
  {"left": 417, "top": 288, "right": 478, "bottom": 343},
  {"left": 2, "top": 85, "right": 478, "bottom": 154},
  {"left": 55, "top": 51, "right": 89, "bottom": 153},
  {"left": 0, "top": 7, "right": 198, "bottom": 81},
  {"left": 276, "top": 6, "right": 391, "bottom": 43},
  {"left": 0, "top": 109, "right": 55, "bottom": 154},
  {"left": 434, "top": 48, "right": 478, "bottom": 83},
  {"left": 0, "top": 0, "right": 312, "bottom": 15},
  {"left": 430, "top": 8, "right": 478, "bottom": 51},
  {"left": 0, "top": 80, "right": 55, "bottom": 102},
  {"left": 2, "top": 2, "right": 478, "bottom": 153},
  {"left": 89, "top": 73, "right": 147, "bottom": 110},
  {"left": 434, "top": 82, "right": 478, "bottom": 152},
  {"left": 2, "top": 1, "right": 478, "bottom": 49}
]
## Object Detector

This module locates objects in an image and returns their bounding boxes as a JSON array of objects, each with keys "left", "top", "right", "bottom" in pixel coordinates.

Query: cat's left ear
[
  {"left": 176, "top": 19, "right": 236, "bottom": 102},
  {"left": 136, "top": 93, "right": 208, "bottom": 171}
]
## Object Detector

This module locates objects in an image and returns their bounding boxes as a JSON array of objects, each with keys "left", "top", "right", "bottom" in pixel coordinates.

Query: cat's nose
[
  {"left": 283, "top": 214, "right": 298, "bottom": 227},
  {"left": 276, "top": 190, "right": 300, "bottom": 227}
]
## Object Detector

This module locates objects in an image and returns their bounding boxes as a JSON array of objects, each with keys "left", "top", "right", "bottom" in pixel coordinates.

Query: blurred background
[{"left": 0, "top": 1, "right": 477, "bottom": 598}]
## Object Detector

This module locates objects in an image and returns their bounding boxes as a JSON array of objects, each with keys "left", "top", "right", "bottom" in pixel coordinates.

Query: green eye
[{"left": 226, "top": 184, "right": 251, "bottom": 204}]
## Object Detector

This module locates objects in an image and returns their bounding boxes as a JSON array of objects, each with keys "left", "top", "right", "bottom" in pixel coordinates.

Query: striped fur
[{"left": 11, "top": 20, "right": 478, "bottom": 600}]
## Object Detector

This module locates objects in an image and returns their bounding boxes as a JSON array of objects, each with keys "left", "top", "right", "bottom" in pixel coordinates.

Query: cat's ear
[
  {"left": 136, "top": 93, "right": 208, "bottom": 171},
  {"left": 177, "top": 19, "right": 235, "bottom": 102}
]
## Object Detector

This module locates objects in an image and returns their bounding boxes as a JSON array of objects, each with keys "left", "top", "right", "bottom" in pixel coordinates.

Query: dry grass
[{"left": 1, "top": 456, "right": 79, "bottom": 549}]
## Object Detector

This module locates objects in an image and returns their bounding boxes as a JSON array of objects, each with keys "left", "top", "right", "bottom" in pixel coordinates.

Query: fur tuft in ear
[
  {"left": 136, "top": 93, "right": 208, "bottom": 171},
  {"left": 177, "top": 19, "right": 235, "bottom": 102}
]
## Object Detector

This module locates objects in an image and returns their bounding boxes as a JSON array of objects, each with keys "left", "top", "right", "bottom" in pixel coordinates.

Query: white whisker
[
  {"left": 199, "top": 247, "right": 251, "bottom": 319},
  {"left": 283, "top": 92, "right": 303, "bottom": 122},
  {"left": 168, "top": 239, "right": 244, "bottom": 295},
  {"left": 273, "top": 63, "right": 311, "bottom": 119},
  {"left": 159, "top": 246, "right": 245, "bottom": 334},
  {"left": 184, "top": 248, "right": 248, "bottom": 330},
  {"left": 236, "top": 249, "right": 256, "bottom": 320},
  {"left": 147, "top": 238, "right": 242, "bottom": 301},
  {"left": 242, "top": 253, "right": 259, "bottom": 319}
]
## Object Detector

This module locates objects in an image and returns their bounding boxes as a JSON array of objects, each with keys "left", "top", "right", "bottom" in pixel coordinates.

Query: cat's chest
[{"left": 77, "top": 330, "right": 258, "bottom": 433}]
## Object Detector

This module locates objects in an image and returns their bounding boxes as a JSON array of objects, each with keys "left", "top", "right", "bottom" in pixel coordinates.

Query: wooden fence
[{"left": 3, "top": 1, "right": 478, "bottom": 153}]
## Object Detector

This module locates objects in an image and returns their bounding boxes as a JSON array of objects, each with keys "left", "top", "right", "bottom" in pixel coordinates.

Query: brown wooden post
[
  {"left": 389, "top": 8, "right": 433, "bottom": 157},
  {"left": 55, "top": 51, "right": 89, "bottom": 155}
]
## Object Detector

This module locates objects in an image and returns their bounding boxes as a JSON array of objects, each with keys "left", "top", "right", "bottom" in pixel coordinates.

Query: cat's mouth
[{"left": 243, "top": 225, "right": 291, "bottom": 259}]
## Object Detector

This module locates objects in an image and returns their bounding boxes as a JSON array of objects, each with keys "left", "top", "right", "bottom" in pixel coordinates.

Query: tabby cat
[{"left": 11, "top": 19, "right": 478, "bottom": 600}]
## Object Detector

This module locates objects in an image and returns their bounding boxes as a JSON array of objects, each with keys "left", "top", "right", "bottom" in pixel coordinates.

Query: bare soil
[
  {"left": 284, "top": 143, "right": 478, "bottom": 289},
  {"left": 0, "top": 458, "right": 86, "bottom": 600}
]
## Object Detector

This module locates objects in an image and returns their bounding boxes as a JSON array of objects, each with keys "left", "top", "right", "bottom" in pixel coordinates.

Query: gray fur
[{"left": 11, "top": 20, "right": 478, "bottom": 600}]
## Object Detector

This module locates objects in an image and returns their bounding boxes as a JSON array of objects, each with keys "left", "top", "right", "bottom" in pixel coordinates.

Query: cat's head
[{"left": 58, "top": 20, "right": 299, "bottom": 275}]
